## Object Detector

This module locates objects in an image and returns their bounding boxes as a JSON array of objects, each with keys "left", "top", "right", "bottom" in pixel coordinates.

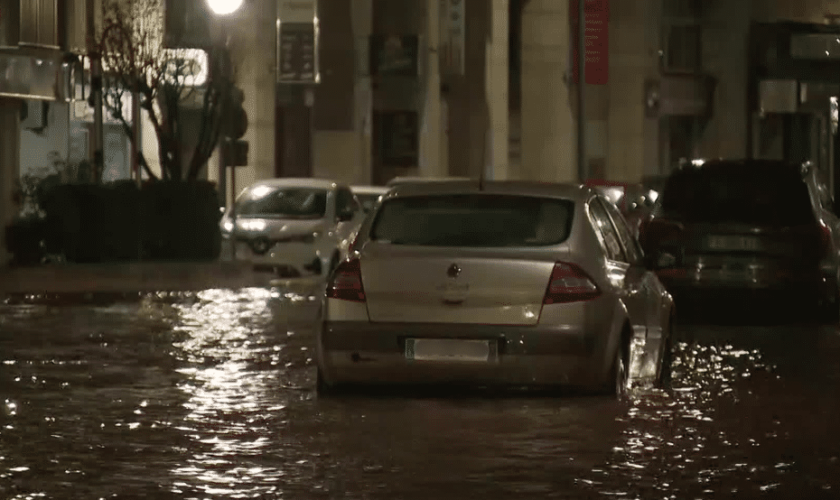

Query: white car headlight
[{"left": 222, "top": 220, "right": 234, "bottom": 232}]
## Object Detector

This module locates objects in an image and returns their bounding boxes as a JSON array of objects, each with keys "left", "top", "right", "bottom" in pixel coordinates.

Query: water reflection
[
  {"left": 168, "top": 288, "right": 288, "bottom": 498},
  {"left": 581, "top": 333, "right": 840, "bottom": 498},
  {"left": 0, "top": 291, "right": 838, "bottom": 498}
]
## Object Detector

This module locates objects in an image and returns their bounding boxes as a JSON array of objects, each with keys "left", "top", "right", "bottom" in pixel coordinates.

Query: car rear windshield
[
  {"left": 236, "top": 186, "right": 328, "bottom": 218},
  {"left": 659, "top": 163, "right": 815, "bottom": 226},
  {"left": 370, "top": 194, "right": 574, "bottom": 247}
]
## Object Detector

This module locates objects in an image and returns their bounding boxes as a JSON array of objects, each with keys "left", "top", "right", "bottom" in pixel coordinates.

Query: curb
[{"left": 0, "top": 261, "right": 264, "bottom": 295}]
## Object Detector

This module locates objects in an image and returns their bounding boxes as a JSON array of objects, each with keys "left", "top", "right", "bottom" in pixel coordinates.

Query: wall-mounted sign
[
  {"left": 439, "top": 0, "right": 465, "bottom": 75},
  {"left": 569, "top": 0, "right": 610, "bottom": 85},
  {"left": 162, "top": 48, "right": 208, "bottom": 87},
  {"left": 277, "top": 22, "right": 318, "bottom": 83},
  {"left": 279, "top": 0, "right": 317, "bottom": 23},
  {"left": 369, "top": 35, "right": 419, "bottom": 77}
]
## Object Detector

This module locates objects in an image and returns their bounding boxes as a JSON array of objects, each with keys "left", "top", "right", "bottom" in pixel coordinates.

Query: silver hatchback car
[{"left": 316, "top": 181, "right": 675, "bottom": 395}]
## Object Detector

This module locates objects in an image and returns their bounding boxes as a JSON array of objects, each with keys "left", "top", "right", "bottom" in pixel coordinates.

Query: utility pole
[
  {"left": 87, "top": 0, "right": 104, "bottom": 183},
  {"left": 576, "top": 0, "right": 587, "bottom": 183}
]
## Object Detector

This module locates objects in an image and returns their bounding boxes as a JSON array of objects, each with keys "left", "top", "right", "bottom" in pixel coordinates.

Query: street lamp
[
  {"left": 206, "top": 0, "right": 244, "bottom": 259},
  {"left": 206, "top": 0, "right": 244, "bottom": 15}
]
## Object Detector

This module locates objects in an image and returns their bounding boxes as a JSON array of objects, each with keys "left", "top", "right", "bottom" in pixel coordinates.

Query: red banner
[{"left": 570, "top": 0, "right": 609, "bottom": 85}]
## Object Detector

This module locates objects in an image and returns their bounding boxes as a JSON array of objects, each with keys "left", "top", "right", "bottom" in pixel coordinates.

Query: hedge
[{"left": 5, "top": 181, "right": 222, "bottom": 265}]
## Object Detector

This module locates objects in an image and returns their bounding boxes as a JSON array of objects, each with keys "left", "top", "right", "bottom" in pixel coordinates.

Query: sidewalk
[{"left": 0, "top": 261, "right": 265, "bottom": 295}]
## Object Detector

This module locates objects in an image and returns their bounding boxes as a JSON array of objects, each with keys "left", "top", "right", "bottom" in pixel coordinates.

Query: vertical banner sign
[
  {"left": 439, "top": 0, "right": 465, "bottom": 75},
  {"left": 569, "top": 0, "right": 609, "bottom": 85},
  {"left": 278, "top": 0, "right": 319, "bottom": 84}
]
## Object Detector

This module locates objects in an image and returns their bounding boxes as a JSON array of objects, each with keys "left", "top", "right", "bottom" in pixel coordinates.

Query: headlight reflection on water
[{"left": 166, "top": 288, "right": 289, "bottom": 497}]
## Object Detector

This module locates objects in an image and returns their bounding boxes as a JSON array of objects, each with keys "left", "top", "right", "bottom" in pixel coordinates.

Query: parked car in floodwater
[
  {"left": 317, "top": 180, "right": 675, "bottom": 396},
  {"left": 639, "top": 159, "right": 840, "bottom": 322},
  {"left": 220, "top": 178, "right": 364, "bottom": 279}
]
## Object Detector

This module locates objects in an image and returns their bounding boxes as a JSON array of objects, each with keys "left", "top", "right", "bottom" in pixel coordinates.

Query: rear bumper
[
  {"left": 317, "top": 321, "right": 607, "bottom": 389},
  {"left": 657, "top": 267, "right": 828, "bottom": 294},
  {"left": 658, "top": 277, "right": 830, "bottom": 312}
]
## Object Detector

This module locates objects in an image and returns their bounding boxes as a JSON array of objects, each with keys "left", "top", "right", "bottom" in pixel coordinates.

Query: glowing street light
[{"left": 206, "top": 0, "right": 243, "bottom": 15}]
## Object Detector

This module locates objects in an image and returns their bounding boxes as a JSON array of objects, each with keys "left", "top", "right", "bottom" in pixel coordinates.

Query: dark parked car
[{"left": 638, "top": 159, "right": 840, "bottom": 321}]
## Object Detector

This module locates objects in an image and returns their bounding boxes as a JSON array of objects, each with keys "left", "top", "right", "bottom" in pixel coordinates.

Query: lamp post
[{"left": 206, "top": 0, "right": 243, "bottom": 260}]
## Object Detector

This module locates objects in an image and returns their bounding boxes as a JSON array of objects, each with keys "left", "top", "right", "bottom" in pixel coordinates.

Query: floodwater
[{"left": 1, "top": 288, "right": 839, "bottom": 499}]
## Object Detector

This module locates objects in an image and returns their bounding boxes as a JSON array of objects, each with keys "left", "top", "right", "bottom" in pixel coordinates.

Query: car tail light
[
  {"left": 543, "top": 262, "right": 600, "bottom": 304},
  {"left": 819, "top": 221, "right": 832, "bottom": 257},
  {"left": 326, "top": 258, "right": 366, "bottom": 302}
]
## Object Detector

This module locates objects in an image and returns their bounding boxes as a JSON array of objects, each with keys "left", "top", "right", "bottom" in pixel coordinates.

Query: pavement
[{"left": 0, "top": 261, "right": 267, "bottom": 295}]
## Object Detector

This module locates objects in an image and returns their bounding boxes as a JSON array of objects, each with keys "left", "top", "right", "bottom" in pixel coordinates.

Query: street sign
[
  {"left": 569, "top": 0, "right": 610, "bottom": 85},
  {"left": 440, "top": 0, "right": 465, "bottom": 75},
  {"left": 277, "top": 22, "right": 317, "bottom": 83}
]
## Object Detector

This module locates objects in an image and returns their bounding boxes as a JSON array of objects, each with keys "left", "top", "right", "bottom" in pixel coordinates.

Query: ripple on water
[{"left": 1, "top": 291, "right": 839, "bottom": 499}]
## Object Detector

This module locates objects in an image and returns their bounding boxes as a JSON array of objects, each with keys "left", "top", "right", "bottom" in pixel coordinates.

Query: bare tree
[{"left": 95, "top": 0, "right": 236, "bottom": 182}]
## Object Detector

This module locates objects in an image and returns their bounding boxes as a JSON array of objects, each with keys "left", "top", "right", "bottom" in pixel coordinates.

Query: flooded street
[{"left": 1, "top": 288, "right": 839, "bottom": 499}]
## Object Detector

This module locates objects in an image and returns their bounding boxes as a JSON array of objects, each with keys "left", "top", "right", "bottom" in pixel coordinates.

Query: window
[
  {"left": 660, "top": 162, "right": 816, "bottom": 226},
  {"left": 236, "top": 186, "right": 328, "bottom": 219},
  {"left": 598, "top": 198, "right": 643, "bottom": 265},
  {"left": 370, "top": 194, "right": 574, "bottom": 248},
  {"left": 663, "top": 25, "right": 702, "bottom": 71},
  {"left": 588, "top": 199, "right": 626, "bottom": 262},
  {"left": 336, "top": 188, "right": 359, "bottom": 216},
  {"left": 662, "top": 0, "right": 702, "bottom": 19},
  {"left": 661, "top": 0, "right": 702, "bottom": 72}
]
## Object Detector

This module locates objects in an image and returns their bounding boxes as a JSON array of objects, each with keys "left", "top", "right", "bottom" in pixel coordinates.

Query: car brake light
[
  {"left": 543, "top": 262, "right": 600, "bottom": 304},
  {"left": 326, "top": 258, "right": 366, "bottom": 302},
  {"left": 819, "top": 222, "right": 832, "bottom": 255}
]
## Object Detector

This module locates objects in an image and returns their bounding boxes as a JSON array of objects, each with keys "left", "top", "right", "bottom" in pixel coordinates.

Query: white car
[
  {"left": 350, "top": 185, "right": 390, "bottom": 215},
  {"left": 220, "top": 178, "right": 364, "bottom": 278}
]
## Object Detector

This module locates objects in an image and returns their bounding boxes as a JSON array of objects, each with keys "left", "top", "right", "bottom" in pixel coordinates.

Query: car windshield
[
  {"left": 660, "top": 162, "right": 814, "bottom": 226},
  {"left": 370, "top": 194, "right": 574, "bottom": 247},
  {"left": 355, "top": 194, "right": 382, "bottom": 214},
  {"left": 236, "top": 186, "right": 328, "bottom": 219}
]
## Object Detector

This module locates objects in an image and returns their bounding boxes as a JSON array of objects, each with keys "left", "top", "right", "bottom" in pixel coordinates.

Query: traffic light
[{"left": 224, "top": 86, "right": 248, "bottom": 140}]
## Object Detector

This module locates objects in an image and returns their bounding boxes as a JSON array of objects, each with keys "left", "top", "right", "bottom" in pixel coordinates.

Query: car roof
[
  {"left": 384, "top": 180, "right": 592, "bottom": 203},
  {"left": 247, "top": 178, "right": 342, "bottom": 190},
  {"left": 386, "top": 176, "right": 472, "bottom": 186},
  {"left": 351, "top": 185, "right": 390, "bottom": 195},
  {"left": 674, "top": 158, "right": 804, "bottom": 175}
]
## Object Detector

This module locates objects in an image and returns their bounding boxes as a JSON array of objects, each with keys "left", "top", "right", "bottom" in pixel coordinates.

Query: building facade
[{"left": 5, "top": 0, "right": 840, "bottom": 263}]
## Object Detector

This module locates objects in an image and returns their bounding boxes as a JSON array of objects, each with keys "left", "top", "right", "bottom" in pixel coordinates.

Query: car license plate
[
  {"left": 706, "top": 235, "right": 760, "bottom": 252},
  {"left": 405, "top": 338, "right": 491, "bottom": 362}
]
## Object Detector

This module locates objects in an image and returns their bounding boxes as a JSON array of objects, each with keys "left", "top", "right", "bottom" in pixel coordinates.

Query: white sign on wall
[
  {"left": 279, "top": 0, "right": 317, "bottom": 23},
  {"left": 439, "top": 0, "right": 465, "bottom": 75}
]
